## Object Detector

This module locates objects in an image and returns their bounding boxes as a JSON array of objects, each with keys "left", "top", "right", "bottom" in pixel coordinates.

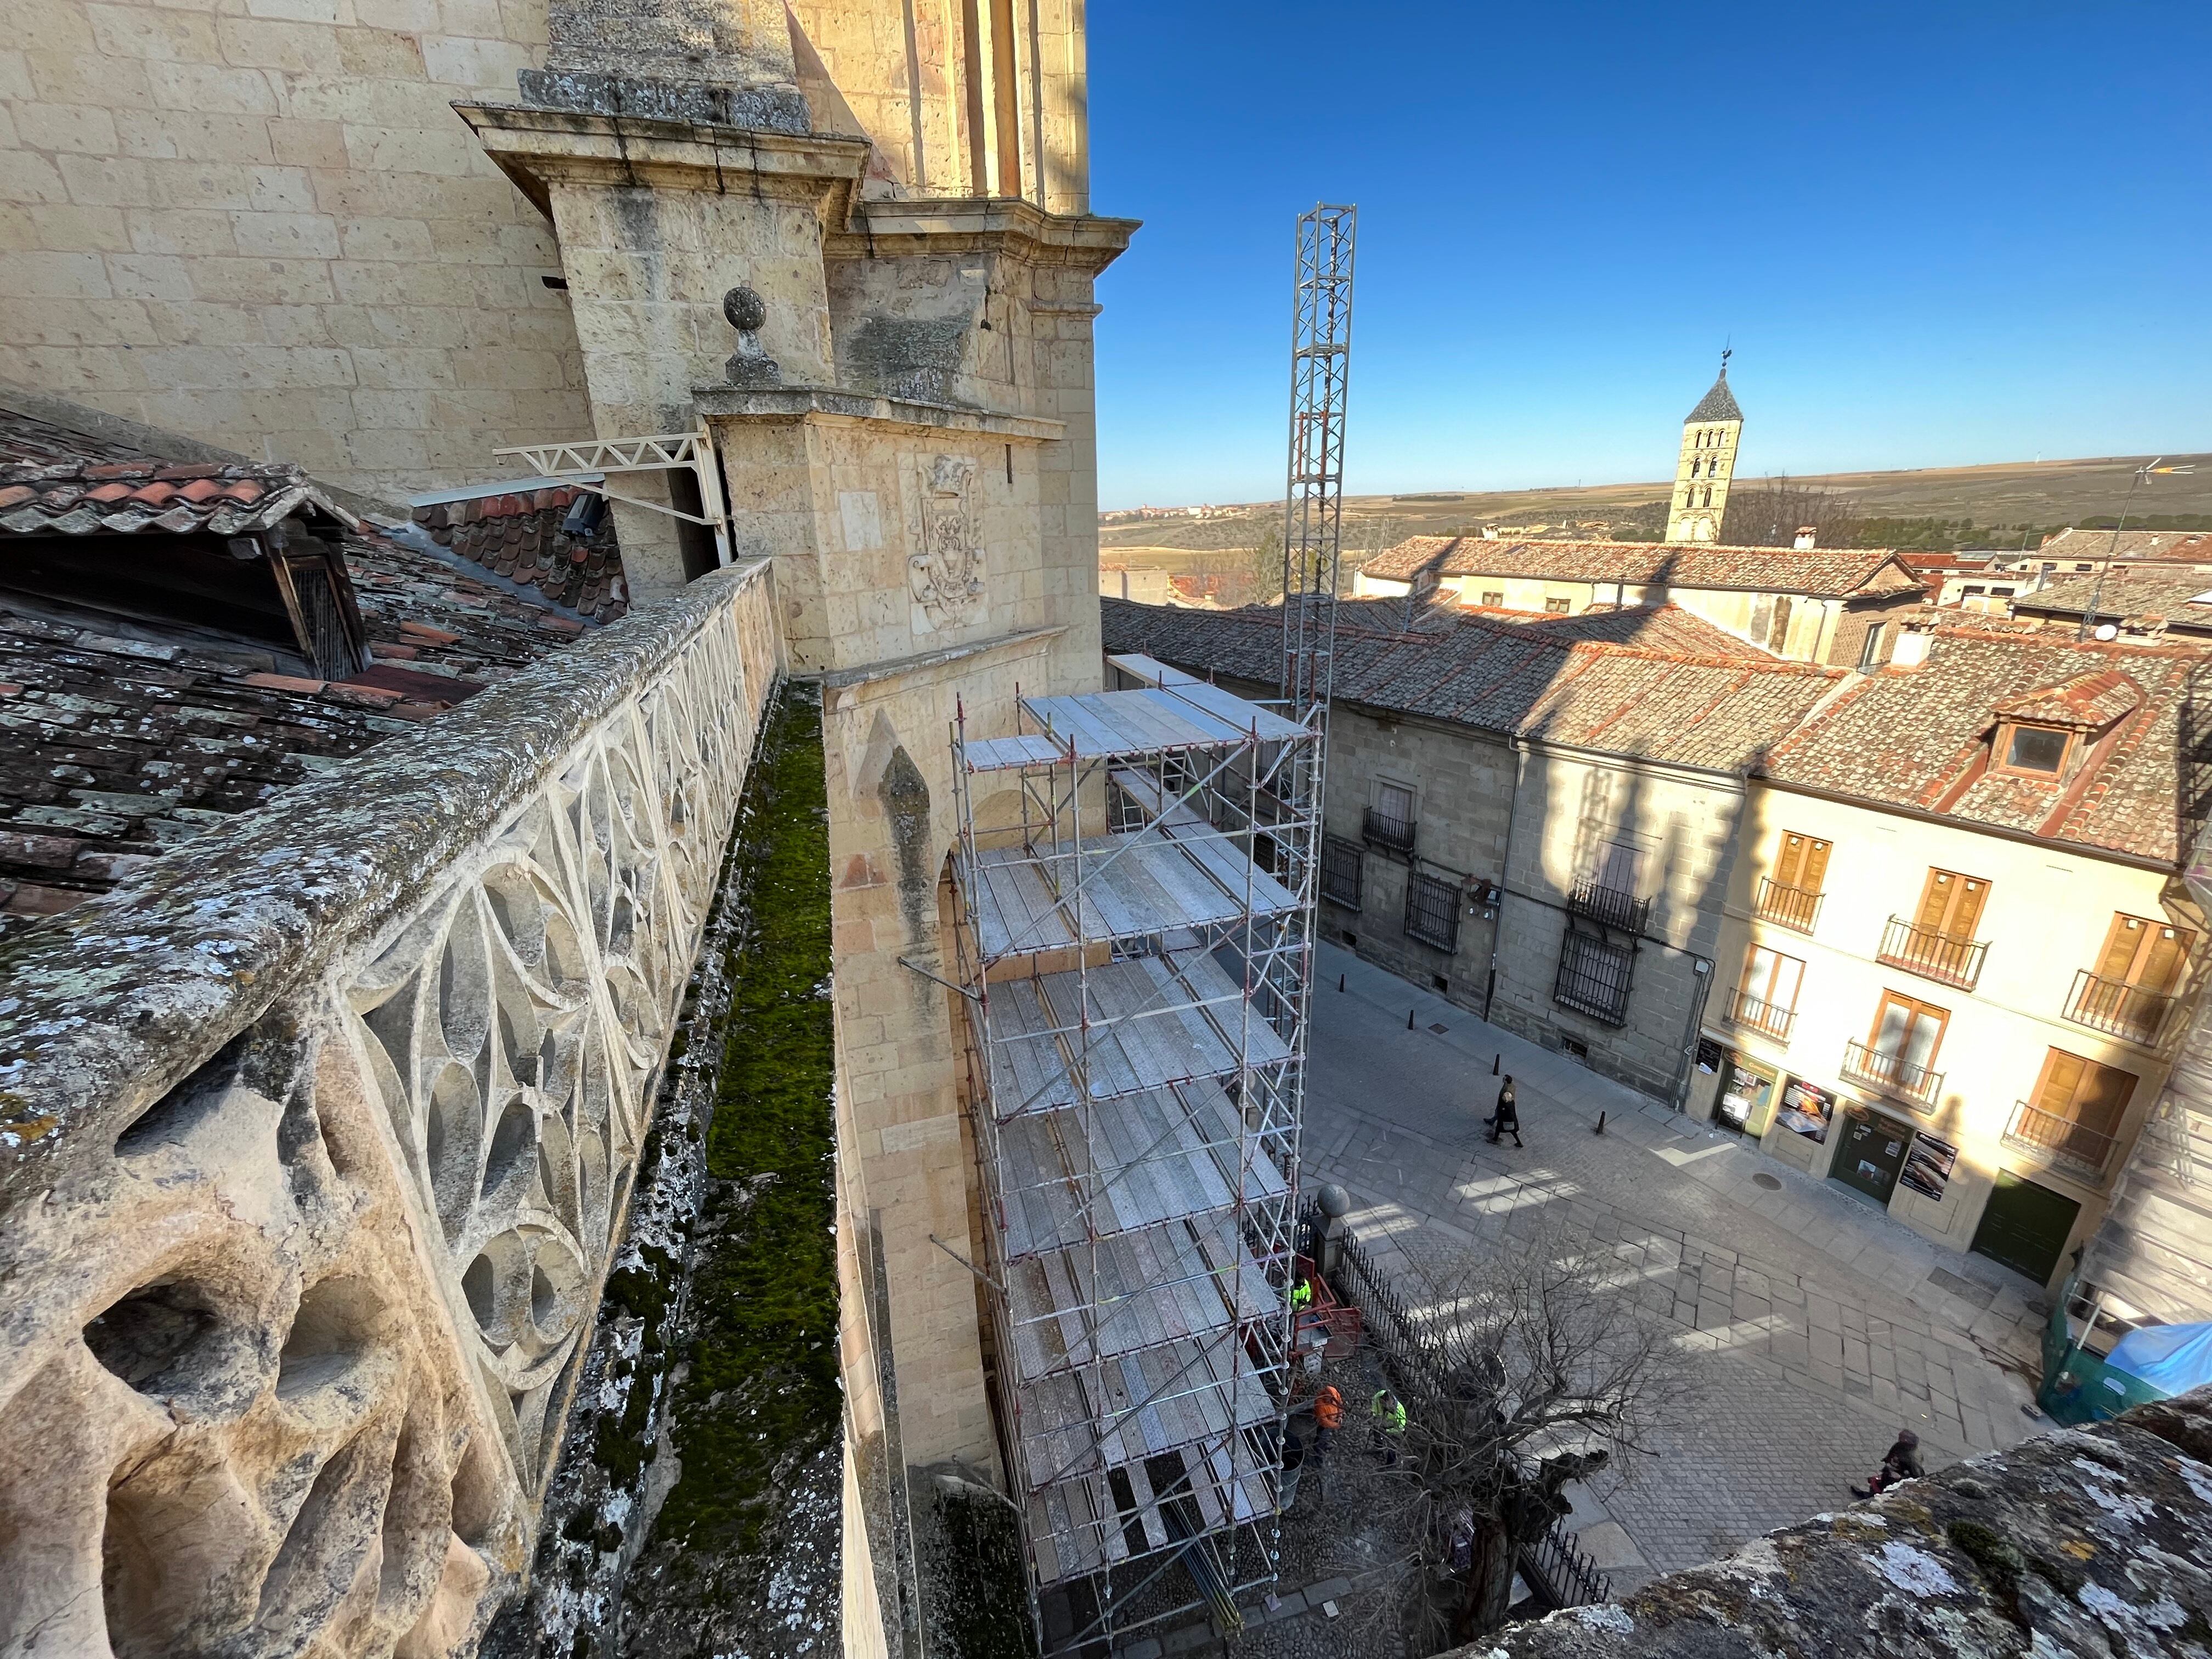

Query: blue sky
[{"left": 1087, "top": 2, "right": 2211, "bottom": 509}]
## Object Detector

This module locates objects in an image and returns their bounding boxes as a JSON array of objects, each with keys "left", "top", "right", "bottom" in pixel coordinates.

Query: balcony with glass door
[
  {"left": 1877, "top": 916, "right": 1988, "bottom": 990},
  {"left": 1841, "top": 1038, "right": 1945, "bottom": 1108}
]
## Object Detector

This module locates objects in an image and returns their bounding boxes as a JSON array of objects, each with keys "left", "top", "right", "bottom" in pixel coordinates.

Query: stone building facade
[
  {"left": 1101, "top": 599, "right": 1842, "bottom": 1102},
  {"left": 0, "top": 0, "right": 1088, "bottom": 506},
  {"left": 2, "top": 2, "right": 1130, "bottom": 1653},
  {"left": 1103, "top": 597, "right": 2212, "bottom": 1300}
]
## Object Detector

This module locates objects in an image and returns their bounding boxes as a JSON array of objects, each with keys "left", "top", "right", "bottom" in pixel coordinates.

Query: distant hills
[{"left": 1099, "top": 452, "right": 2212, "bottom": 562}]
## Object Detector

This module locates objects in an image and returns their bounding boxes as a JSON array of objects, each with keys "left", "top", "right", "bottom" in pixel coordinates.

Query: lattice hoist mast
[{"left": 1279, "top": 204, "right": 1356, "bottom": 721}]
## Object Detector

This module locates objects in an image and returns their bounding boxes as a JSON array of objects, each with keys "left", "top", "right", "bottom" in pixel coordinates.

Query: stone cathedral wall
[
  {"left": 0, "top": 559, "right": 780, "bottom": 1656},
  {"left": 0, "top": 0, "right": 1089, "bottom": 506}
]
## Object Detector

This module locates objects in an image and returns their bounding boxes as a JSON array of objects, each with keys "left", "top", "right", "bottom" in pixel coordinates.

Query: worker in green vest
[
  {"left": 1370, "top": 1388, "right": 1407, "bottom": 1468},
  {"left": 1291, "top": 1276, "right": 1314, "bottom": 1313}
]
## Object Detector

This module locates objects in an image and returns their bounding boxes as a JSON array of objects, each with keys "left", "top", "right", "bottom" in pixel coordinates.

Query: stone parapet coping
[
  {"left": 0, "top": 558, "right": 776, "bottom": 1199},
  {"left": 455, "top": 100, "right": 869, "bottom": 218},
  {"left": 1466, "top": 1387, "right": 2212, "bottom": 1658},
  {"left": 828, "top": 196, "right": 1141, "bottom": 272},
  {"left": 693, "top": 383, "right": 1065, "bottom": 442}
]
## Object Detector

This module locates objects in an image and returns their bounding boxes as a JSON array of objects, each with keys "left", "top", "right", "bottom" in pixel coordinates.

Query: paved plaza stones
[{"left": 1297, "top": 943, "right": 2045, "bottom": 1590}]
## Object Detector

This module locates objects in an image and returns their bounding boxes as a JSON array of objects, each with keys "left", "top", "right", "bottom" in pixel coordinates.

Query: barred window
[
  {"left": 1555, "top": 922, "right": 1633, "bottom": 1025},
  {"left": 1404, "top": 871, "right": 1460, "bottom": 952},
  {"left": 1321, "top": 835, "right": 1363, "bottom": 910}
]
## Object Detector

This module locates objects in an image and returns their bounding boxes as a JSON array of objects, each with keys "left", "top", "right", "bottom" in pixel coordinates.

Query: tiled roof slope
[
  {"left": 0, "top": 457, "right": 352, "bottom": 539},
  {"left": 413, "top": 486, "right": 628, "bottom": 623},
  {"left": 1359, "top": 534, "right": 1918, "bottom": 597},
  {"left": 2012, "top": 571, "right": 2212, "bottom": 624},
  {"left": 2039, "top": 528, "right": 2212, "bottom": 563},
  {"left": 1762, "top": 628, "right": 2205, "bottom": 865},
  {"left": 1329, "top": 596, "right": 1765, "bottom": 656},
  {"left": 0, "top": 416, "right": 590, "bottom": 932},
  {"left": 1100, "top": 598, "right": 1837, "bottom": 772}
]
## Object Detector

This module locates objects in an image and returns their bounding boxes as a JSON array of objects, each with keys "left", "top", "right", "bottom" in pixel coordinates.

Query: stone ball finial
[
  {"left": 723, "top": 285, "right": 767, "bottom": 334},
  {"left": 1317, "top": 1182, "right": 1351, "bottom": 1219}
]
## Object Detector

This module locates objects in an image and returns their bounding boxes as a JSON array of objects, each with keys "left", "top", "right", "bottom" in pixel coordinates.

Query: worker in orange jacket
[{"left": 1312, "top": 1384, "right": 1344, "bottom": 1457}]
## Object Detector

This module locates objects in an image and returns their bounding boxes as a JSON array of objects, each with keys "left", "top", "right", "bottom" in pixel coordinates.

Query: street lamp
[{"left": 2079, "top": 458, "right": 2198, "bottom": 640}]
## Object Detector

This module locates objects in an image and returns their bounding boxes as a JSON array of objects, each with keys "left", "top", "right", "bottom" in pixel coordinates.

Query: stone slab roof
[
  {"left": 1685, "top": 367, "right": 1741, "bottom": 423},
  {"left": 1359, "top": 534, "right": 1920, "bottom": 599},
  {"left": 0, "top": 414, "right": 593, "bottom": 933},
  {"left": 1762, "top": 626, "right": 2205, "bottom": 865},
  {"left": 1100, "top": 598, "right": 1839, "bottom": 773},
  {"left": 2039, "top": 526, "right": 2212, "bottom": 563},
  {"left": 2013, "top": 569, "right": 2212, "bottom": 624}
]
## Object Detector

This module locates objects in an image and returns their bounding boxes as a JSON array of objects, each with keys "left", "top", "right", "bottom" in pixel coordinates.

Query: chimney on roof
[
  {"left": 1481, "top": 526, "right": 1499, "bottom": 540},
  {"left": 1793, "top": 526, "right": 1817, "bottom": 550},
  {"left": 1889, "top": 627, "right": 1934, "bottom": 670}
]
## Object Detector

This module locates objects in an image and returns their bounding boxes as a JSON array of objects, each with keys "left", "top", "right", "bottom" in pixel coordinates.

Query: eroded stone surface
[
  {"left": 0, "top": 562, "right": 781, "bottom": 1656},
  {"left": 1468, "top": 1387, "right": 2212, "bottom": 1659}
]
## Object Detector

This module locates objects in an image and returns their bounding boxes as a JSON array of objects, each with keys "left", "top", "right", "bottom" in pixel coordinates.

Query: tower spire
[{"left": 1666, "top": 356, "right": 1745, "bottom": 543}]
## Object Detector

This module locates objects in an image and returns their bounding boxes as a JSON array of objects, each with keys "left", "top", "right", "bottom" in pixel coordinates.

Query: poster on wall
[
  {"left": 1899, "top": 1132, "right": 1960, "bottom": 1201},
  {"left": 1776, "top": 1077, "right": 1835, "bottom": 1142},
  {"left": 1719, "top": 1062, "right": 1776, "bottom": 1136}
]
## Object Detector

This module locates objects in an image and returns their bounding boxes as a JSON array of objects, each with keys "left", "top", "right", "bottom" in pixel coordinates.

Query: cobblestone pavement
[{"left": 1291, "top": 941, "right": 2051, "bottom": 1592}]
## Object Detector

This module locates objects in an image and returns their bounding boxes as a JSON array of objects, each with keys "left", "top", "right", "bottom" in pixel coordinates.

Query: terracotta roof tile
[
  {"left": 1100, "top": 598, "right": 1838, "bottom": 772},
  {"left": 1359, "top": 534, "right": 1920, "bottom": 599}
]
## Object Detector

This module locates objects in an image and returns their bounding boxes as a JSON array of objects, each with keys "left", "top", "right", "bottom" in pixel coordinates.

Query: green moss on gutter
[{"left": 650, "top": 681, "right": 840, "bottom": 1562}]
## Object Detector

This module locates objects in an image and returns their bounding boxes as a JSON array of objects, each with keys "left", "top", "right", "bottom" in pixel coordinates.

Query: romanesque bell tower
[{"left": 1667, "top": 353, "right": 1743, "bottom": 543}]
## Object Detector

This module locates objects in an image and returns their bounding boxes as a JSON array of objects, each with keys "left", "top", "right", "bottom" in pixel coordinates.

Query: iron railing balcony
[
  {"left": 1567, "top": 879, "right": 1650, "bottom": 936},
  {"left": 1726, "top": 988, "right": 1796, "bottom": 1041},
  {"left": 2003, "top": 1099, "right": 2121, "bottom": 1181},
  {"left": 1755, "top": 877, "right": 1824, "bottom": 934},
  {"left": 1877, "top": 916, "right": 1988, "bottom": 991},
  {"left": 2063, "top": 970, "right": 2176, "bottom": 1046},
  {"left": 1841, "top": 1037, "right": 1945, "bottom": 1108},
  {"left": 1361, "top": 807, "right": 1416, "bottom": 854}
]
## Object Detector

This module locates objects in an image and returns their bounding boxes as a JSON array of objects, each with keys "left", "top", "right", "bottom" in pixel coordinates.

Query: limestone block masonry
[
  {"left": 0, "top": 0, "right": 592, "bottom": 501},
  {"left": 0, "top": 560, "right": 780, "bottom": 1656}
]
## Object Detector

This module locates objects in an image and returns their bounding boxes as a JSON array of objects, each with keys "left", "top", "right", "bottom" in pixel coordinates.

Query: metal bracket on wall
[{"left": 492, "top": 429, "right": 733, "bottom": 563}]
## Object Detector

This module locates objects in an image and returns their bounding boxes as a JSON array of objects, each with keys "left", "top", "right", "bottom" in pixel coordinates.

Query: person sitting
[{"left": 1850, "top": 1428, "right": 1923, "bottom": 1498}]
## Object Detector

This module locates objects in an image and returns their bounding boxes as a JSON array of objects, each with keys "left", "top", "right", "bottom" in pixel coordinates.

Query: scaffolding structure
[
  {"left": 1279, "top": 203, "right": 1356, "bottom": 718},
  {"left": 951, "top": 654, "right": 1323, "bottom": 1650}
]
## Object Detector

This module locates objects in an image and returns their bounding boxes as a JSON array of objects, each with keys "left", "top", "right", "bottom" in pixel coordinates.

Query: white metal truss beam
[{"left": 491, "top": 427, "right": 732, "bottom": 562}]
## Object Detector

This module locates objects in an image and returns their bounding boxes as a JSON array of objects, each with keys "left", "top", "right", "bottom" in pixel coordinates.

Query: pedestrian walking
[
  {"left": 1370, "top": 1387, "right": 1407, "bottom": 1468},
  {"left": 1485, "top": 1075, "right": 1523, "bottom": 1147},
  {"left": 1850, "top": 1428, "right": 1923, "bottom": 1498}
]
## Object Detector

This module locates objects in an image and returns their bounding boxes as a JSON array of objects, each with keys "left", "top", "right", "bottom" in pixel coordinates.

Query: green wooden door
[
  {"left": 1831, "top": 1107, "right": 1911, "bottom": 1206},
  {"left": 1971, "top": 1171, "right": 2080, "bottom": 1286}
]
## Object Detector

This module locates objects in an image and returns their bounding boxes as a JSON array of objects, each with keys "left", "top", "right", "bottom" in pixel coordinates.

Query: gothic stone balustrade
[{"left": 0, "top": 560, "right": 780, "bottom": 1658}]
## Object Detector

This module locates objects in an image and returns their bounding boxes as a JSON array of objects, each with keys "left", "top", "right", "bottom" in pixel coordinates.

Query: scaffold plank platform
[
  {"left": 979, "top": 951, "right": 1293, "bottom": 1116},
  {"left": 967, "top": 830, "right": 1298, "bottom": 960}
]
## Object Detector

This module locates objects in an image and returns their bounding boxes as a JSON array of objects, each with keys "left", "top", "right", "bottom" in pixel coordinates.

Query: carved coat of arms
[{"left": 910, "top": 454, "right": 985, "bottom": 631}]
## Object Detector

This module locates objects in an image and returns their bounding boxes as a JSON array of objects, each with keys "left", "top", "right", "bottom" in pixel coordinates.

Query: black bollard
[
  {"left": 1595, "top": 1111, "right": 1607, "bottom": 1135},
  {"left": 1492, "top": 1053, "right": 1500, "bottom": 1075},
  {"left": 1408, "top": 1008, "right": 1417, "bottom": 1030},
  {"left": 1339, "top": 974, "right": 1345, "bottom": 993}
]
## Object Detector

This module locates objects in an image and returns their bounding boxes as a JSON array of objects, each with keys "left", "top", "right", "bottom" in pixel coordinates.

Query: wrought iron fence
[
  {"left": 1754, "top": 877, "right": 1822, "bottom": 933},
  {"left": 1554, "top": 924, "right": 1633, "bottom": 1025},
  {"left": 1841, "top": 1037, "right": 1944, "bottom": 1108},
  {"left": 2004, "top": 1099, "right": 2121, "bottom": 1180},
  {"left": 1726, "top": 987, "right": 1797, "bottom": 1040},
  {"left": 1567, "top": 879, "right": 1650, "bottom": 936},
  {"left": 1307, "top": 1204, "right": 1613, "bottom": 1615},
  {"left": 1363, "top": 806, "right": 1417, "bottom": 853},
  {"left": 1405, "top": 871, "right": 1462, "bottom": 953},
  {"left": 2064, "top": 970, "right": 2174, "bottom": 1045},
  {"left": 1877, "top": 916, "right": 1987, "bottom": 991},
  {"left": 1322, "top": 833, "right": 1364, "bottom": 910}
]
